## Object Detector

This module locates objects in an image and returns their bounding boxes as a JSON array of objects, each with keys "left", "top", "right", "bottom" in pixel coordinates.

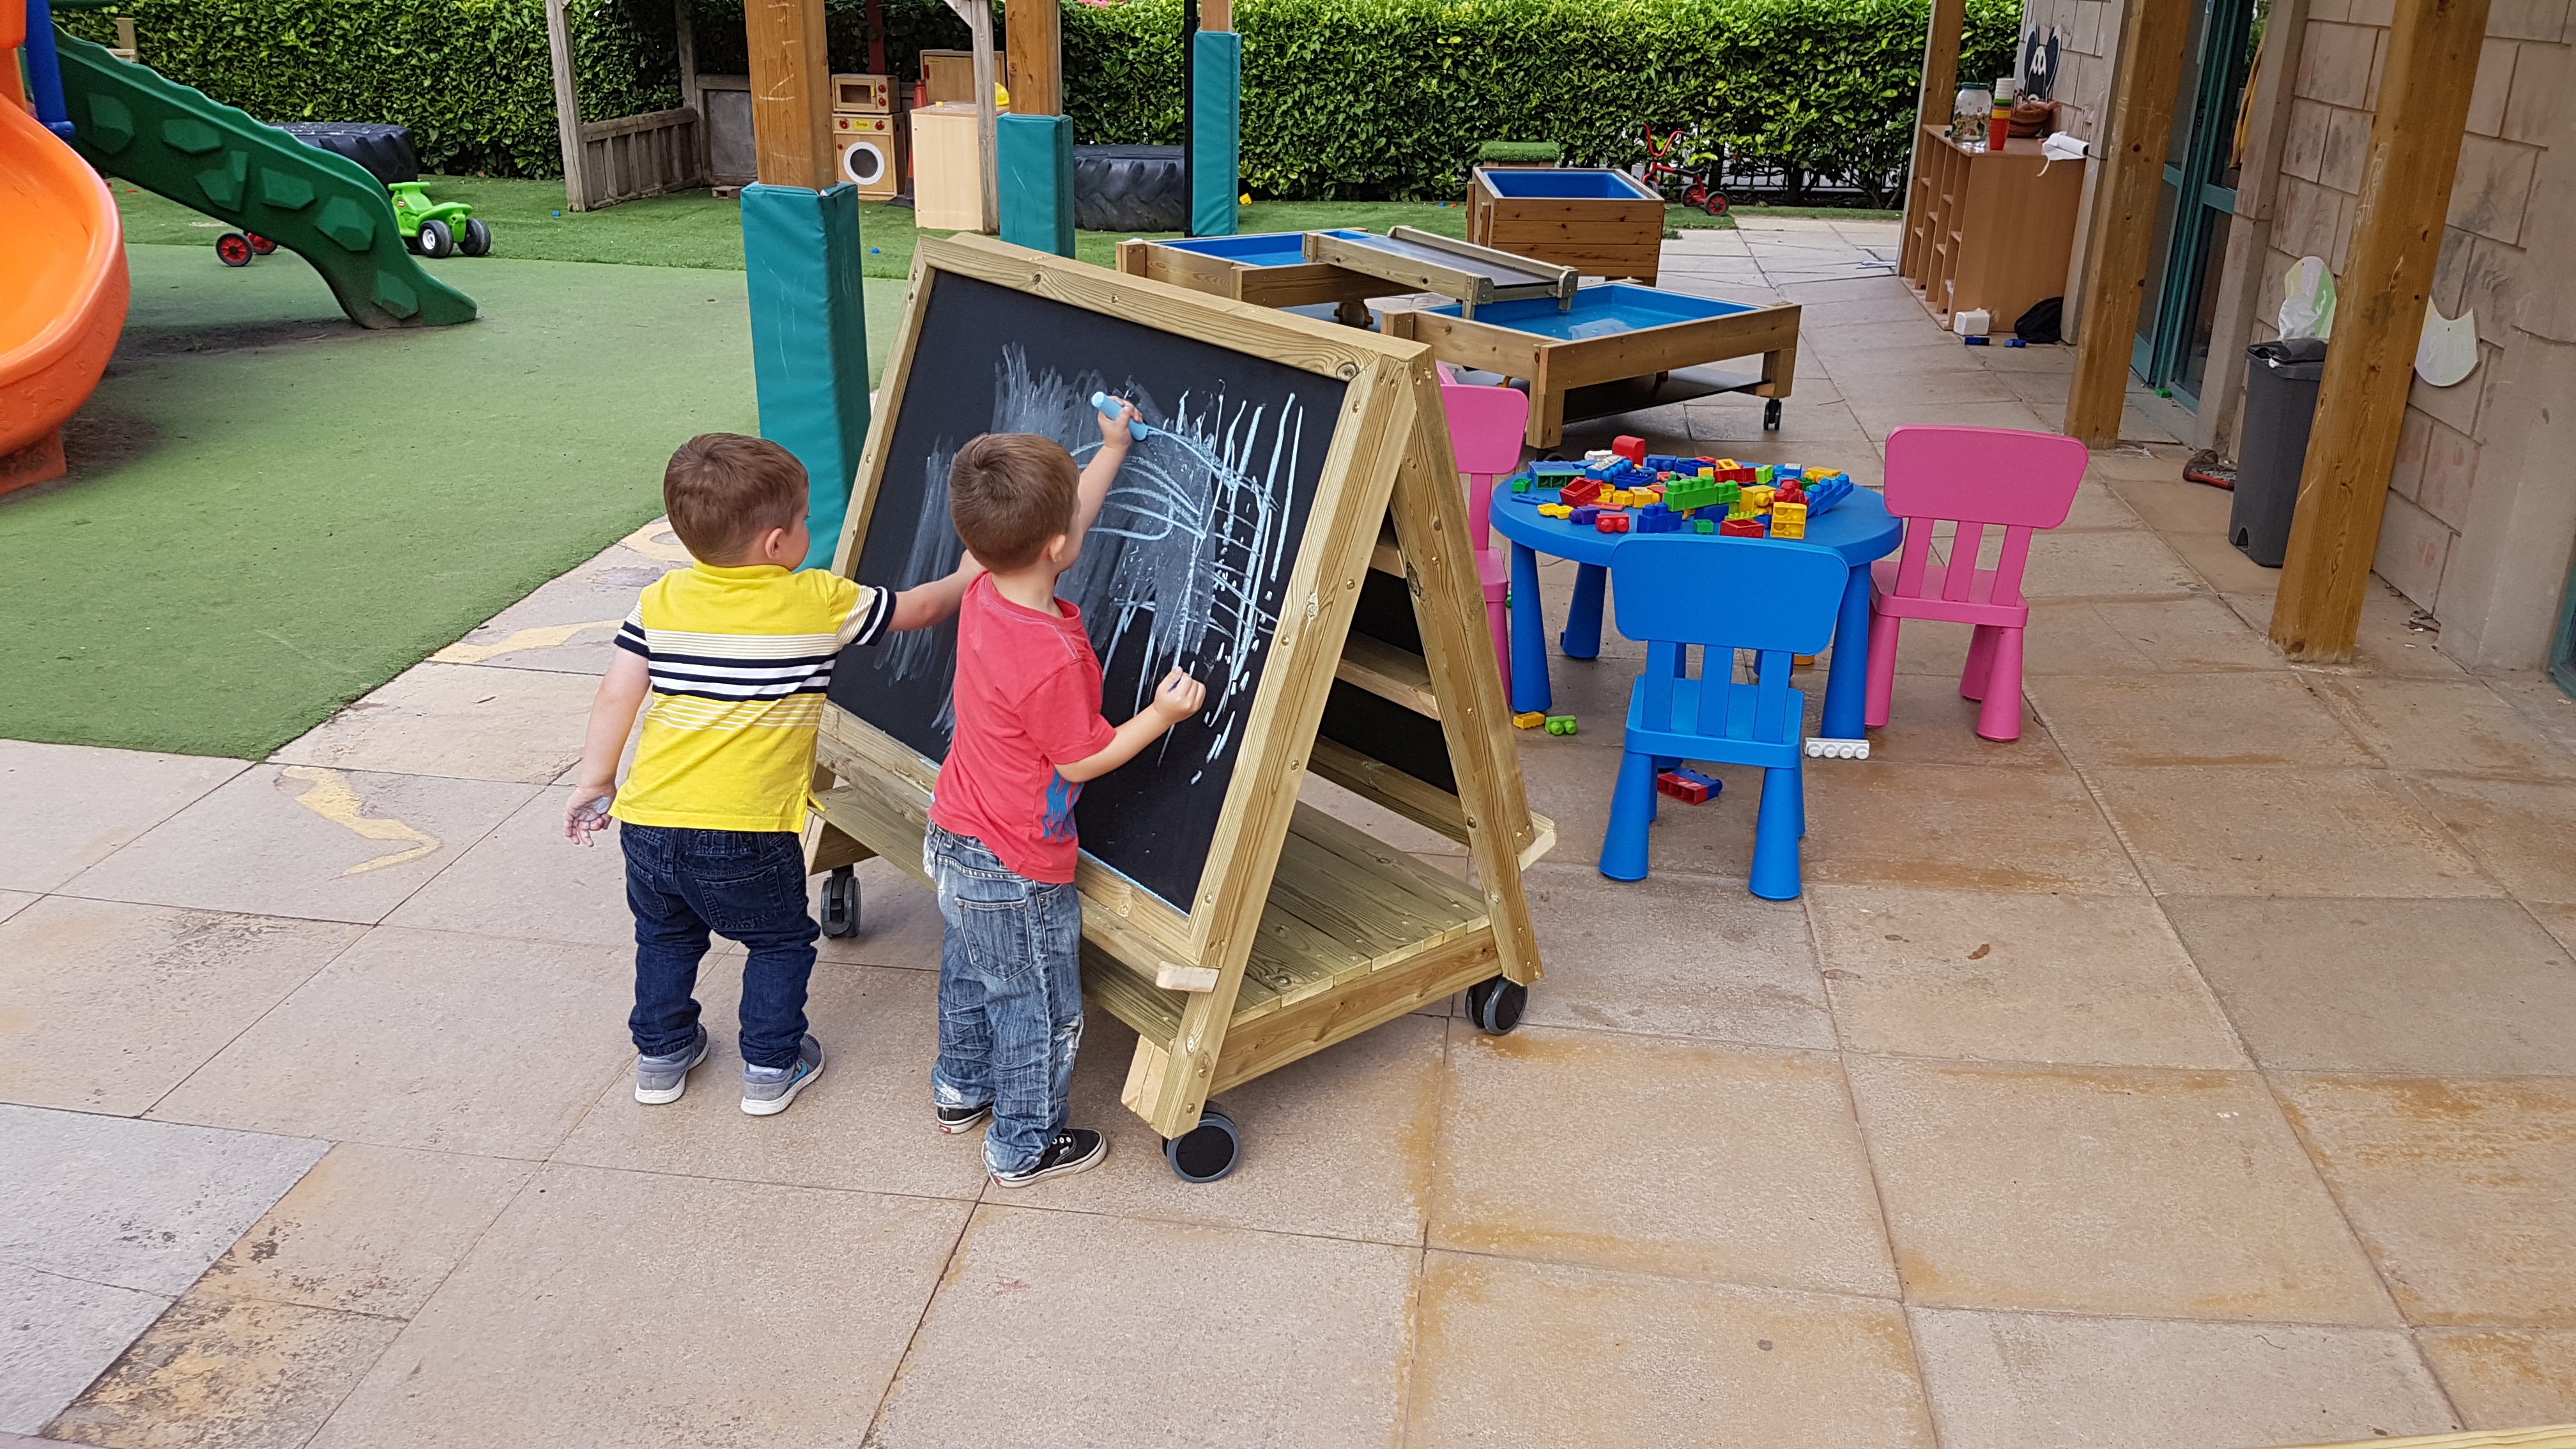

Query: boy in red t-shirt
[{"left": 926, "top": 404, "right": 1206, "bottom": 1186}]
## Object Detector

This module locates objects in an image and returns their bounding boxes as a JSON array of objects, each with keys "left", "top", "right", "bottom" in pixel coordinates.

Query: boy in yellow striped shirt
[{"left": 565, "top": 434, "right": 978, "bottom": 1116}]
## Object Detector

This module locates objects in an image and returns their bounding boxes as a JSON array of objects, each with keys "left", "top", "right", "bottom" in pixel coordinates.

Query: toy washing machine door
[{"left": 834, "top": 114, "right": 894, "bottom": 190}]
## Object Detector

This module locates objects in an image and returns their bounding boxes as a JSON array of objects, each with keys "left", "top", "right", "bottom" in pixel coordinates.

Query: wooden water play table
[{"left": 1385, "top": 284, "right": 1800, "bottom": 448}]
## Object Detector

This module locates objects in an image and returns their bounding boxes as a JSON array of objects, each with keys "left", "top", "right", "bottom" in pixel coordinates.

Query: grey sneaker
[
  {"left": 741, "top": 1034, "right": 824, "bottom": 1117},
  {"left": 634, "top": 1026, "right": 710, "bottom": 1105}
]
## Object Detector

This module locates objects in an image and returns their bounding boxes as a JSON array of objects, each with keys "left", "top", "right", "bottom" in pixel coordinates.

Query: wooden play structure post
[
  {"left": 736, "top": 0, "right": 871, "bottom": 567},
  {"left": 546, "top": 0, "right": 712, "bottom": 210},
  {"left": 543, "top": 0, "right": 591, "bottom": 208},
  {"left": 2270, "top": 0, "right": 2491, "bottom": 661},
  {"left": 1004, "top": 0, "right": 1061, "bottom": 116},
  {"left": 937, "top": 0, "right": 999, "bottom": 232},
  {"left": 2062, "top": 0, "right": 2191, "bottom": 445},
  {"left": 743, "top": 0, "right": 833, "bottom": 188}
]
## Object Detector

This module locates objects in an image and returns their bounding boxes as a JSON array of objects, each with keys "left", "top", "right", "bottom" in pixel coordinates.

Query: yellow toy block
[
  {"left": 1513, "top": 710, "right": 1547, "bottom": 729},
  {"left": 1715, "top": 458, "right": 1738, "bottom": 470},
  {"left": 1771, "top": 501, "right": 1809, "bottom": 538},
  {"left": 1538, "top": 503, "right": 1572, "bottom": 519},
  {"left": 1742, "top": 485, "right": 1777, "bottom": 512}
]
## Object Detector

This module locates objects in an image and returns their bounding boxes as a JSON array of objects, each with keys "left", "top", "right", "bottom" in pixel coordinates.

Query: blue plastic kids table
[{"left": 1489, "top": 480, "right": 1904, "bottom": 755}]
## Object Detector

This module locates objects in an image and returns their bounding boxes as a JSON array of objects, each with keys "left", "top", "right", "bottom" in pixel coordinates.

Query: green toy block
[
  {"left": 1544, "top": 715, "right": 1578, "bottom": 736},
  {"left": 1754, "top": 463, "right": 1775, "bottom": 486},
  {"left": 1694, "top": 519, "right": 1715, "bottom": 533}
]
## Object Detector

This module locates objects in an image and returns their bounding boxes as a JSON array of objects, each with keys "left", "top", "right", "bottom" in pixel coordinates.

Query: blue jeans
[
  {"left": 622, "top": 824, "right": 817, "bottom": 1071},
  {"left": 924, "top": 823, "right": 1084, "bottom": 1174}
]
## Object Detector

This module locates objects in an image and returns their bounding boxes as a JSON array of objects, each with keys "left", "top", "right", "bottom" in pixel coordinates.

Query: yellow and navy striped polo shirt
[{"left": 609, "top": 562, "right": 889, "bottom": 833}]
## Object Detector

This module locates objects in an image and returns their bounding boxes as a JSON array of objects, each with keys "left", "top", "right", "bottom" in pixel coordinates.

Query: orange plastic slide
[{"left": 1, "top": 0, "right": 129, "bottom": 494}]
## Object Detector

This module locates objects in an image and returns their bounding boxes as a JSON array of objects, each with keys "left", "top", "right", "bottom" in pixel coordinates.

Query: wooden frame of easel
[{"left": 805, "top": 236, "right": 1549, "bottom": 1141}]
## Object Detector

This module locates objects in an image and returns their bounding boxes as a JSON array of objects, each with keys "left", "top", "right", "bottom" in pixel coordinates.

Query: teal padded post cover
[
  {"left": 1188, "top": 30, "right": 1241, "bottom": 238},
  {"left": 997, "top": 114, "right": 1077, "bottom": 257},
  {"left": 741, "top": 181, "right": 871, "bottom": 569}
]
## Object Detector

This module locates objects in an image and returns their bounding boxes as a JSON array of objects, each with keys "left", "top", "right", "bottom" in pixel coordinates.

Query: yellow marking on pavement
[
  {"left": 619, "top": 519, "right": 695, "bottom": 562},
  {"left": 432, "top": 620, "right": 620, "bottom": 664},
  {"left": 279, "top": 767, "right": 441, "bottom": 875}
]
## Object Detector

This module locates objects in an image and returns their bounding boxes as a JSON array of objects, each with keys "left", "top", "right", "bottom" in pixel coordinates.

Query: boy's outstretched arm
[
  {"left": 885, "top": 552, "right": 985, "bottom": 633},
  {"left": 1055, "top": 667, "right": 1207, "bottom": 783},
  {"left": 565, "top": 648, "right": 650, "bottom": 843},
  {"left": 1067, "top": 399, "right": 1139, "bottom": 555}
]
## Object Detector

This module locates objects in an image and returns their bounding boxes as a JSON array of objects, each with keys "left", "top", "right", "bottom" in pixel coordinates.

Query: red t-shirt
[{"left": 929, "top": 574, "right": 1119, "bottom": 884}]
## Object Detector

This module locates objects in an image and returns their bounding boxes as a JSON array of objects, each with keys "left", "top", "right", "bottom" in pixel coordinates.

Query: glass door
[{"left": 2133, "top": 0, "right": 2262, "bottom": 408}]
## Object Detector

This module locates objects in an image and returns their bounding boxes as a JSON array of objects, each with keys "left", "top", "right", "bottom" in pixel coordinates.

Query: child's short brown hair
[
  {"left": 949, "top": 433, "right": 1079, "bottom": 571},
  {"left": 663, "top": 433, "right": 808, "bottom": 562}
]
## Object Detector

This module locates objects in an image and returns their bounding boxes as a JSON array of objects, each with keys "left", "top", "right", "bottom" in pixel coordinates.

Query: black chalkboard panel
[{"left": 829, "top": 272, "right": 1347, "bottom": 910}]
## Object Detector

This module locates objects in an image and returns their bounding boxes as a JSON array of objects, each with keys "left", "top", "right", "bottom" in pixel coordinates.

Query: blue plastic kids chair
[{"left": 1597, "top": 535, "right": 1848, "bottom": 898}]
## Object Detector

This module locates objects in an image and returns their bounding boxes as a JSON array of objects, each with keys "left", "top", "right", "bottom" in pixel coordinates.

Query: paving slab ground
[{"left": 6, "top": 220, "right": 2576, "bottom": 1446}]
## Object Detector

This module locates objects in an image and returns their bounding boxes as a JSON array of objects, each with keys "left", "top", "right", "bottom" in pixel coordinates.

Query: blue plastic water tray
[
  {"left": 1158, "top": 229, "right": 1374, "bottom": 268},
  {"left": 1427, "top": 284, "right": 1756, "bottom": 341},
  {"left": 1479, "top": 168, "right": 1659, "bottom": 201}
]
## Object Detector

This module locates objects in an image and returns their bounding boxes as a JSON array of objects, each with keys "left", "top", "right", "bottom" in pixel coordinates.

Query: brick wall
[{"left": 2255, "top": 0, "right": 2571, "bottom": 615}]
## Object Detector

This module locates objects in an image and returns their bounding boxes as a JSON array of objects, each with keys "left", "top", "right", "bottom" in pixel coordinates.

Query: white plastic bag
[
  {"left": 2415, "top": 302, "right": 2478, "bottom": 387},
  {"left": 2279, "top": 256, "right": 2336, "bottom": 341}
]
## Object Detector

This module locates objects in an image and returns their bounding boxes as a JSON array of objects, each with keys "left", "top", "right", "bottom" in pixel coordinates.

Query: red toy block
[
  {"left": 1613, "top": 435, "right": 1646, "bottom": 464},
  {"left": 1558, "top": 478, "right": 1604, "bottom": 506},
  {"left": 1656, "top": 771, "right": 1713, "bottom": 804},
  {"left": 1595, "top": 512, "right": 1631, "bottom": 533},
  {"left": 1719, "top": 518, "right": 1766, "bottom": 537}
]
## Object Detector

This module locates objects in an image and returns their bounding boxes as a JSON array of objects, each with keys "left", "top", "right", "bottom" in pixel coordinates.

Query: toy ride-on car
[
  {"left": 388, "top": 181, "right": 493, "bottom": 259},
  {"left": 213, "top": 231, "right": 279, "bottom": 266}
]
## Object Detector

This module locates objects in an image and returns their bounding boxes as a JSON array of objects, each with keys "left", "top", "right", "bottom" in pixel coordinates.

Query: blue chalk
[{"left": 1091, "top": 392, "right": 1158, "bottom": 441}]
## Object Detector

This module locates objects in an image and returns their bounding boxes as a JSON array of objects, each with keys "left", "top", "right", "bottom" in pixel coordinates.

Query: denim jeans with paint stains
[
  {"left": 622, "top": 824, "right": 817, "bottom": 1071},
  {"left": 923, "top": 823, "right": 1085, "bottom": 1175}
]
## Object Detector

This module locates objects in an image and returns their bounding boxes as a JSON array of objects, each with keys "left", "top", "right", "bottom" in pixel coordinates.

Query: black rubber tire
[
  {"left": 1466, "top": 976, "right": 1528, "bottom": 1035},
  {"left": 1165, "top": 1108, "right": 1241, "bottom": 1183},
  {"left": 459, "top": 218, "right": 493, "bottom": 257},
  {"left": 1071, "top": 144, "right": 1187, "bottom": 232},
  {"left": 1705, "top": 191, "right": 1729, "bottom": 217},
  {"left": 1764, "top": 397, "right": 1783, "bottom": 431},
  {"left": 215, "top": 232, "right": 254, "bottom": 267},
  {"left": 820, "top": 865, "right": 860, "bottom": 939},
  {"left": 417, "top": 218, "right": 454, "bottom": 259},
  {"left": 273, "top": 121, "right": 419, "bottom": 184}
]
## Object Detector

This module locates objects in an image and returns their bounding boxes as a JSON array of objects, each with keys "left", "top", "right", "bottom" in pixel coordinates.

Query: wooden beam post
[
  {"left": 544, "top": 0, "right": 592, "bottom": 211},
  {"left": 2271, "top": 0, "right": 2492, "bottom": 660},
  {"left": 674, "top": 0, "right": 707, "bottom": 182},
  {"left": 743, "top": 0, "right": 834, "bottom": 190},
  {"left": 1005, "top": 0, "right": 1062, "bottom": 115},
  {"left": 1912, "top": 0, "right": 1966, "bottom": 138},
  {"left": 2062, "top": 0, "right": 2194, "bottom": 445},
  {"left": 939, "top": 0, "right": 1000, "bottom": 231}
]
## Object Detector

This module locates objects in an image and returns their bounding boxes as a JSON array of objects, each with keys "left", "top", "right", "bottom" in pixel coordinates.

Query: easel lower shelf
[{"left": 808, "top": 770, "right": 1523, "bottom": 1095}]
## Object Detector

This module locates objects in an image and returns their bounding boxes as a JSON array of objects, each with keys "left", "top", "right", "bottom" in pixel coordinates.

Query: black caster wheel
[
  {"left": 215, "top": 231, "right": 254, "bottom": 267},
  {"left": 1763, "top": 397, "right": 1782, "bottom": 431},
  {"left": 1466, "top": 976, "right": 1528, "bottom": 1035},
  {"left": 820, "top": 864, "right": 860, "bottom": 938},
  {"left": 1164, "top": 1107, "right": 1241, "bottom": 1183}
]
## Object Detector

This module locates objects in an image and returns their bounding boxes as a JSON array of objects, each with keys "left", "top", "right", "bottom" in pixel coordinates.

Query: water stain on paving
[{"left": 46, "top": 1292, "right": 404, "bottom": 1449}]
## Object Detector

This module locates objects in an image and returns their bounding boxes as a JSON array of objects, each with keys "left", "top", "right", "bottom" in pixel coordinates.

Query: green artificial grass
[
  {"left": 0, "top": 243, "right": 905, "bottom": 759},
  {"left": 108, "top": 175, "right": 1854, "bottom": 278}
]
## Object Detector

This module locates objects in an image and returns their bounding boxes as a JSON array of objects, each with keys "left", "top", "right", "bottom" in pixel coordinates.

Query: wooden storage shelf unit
[{"left": 1899, "top": 127, "right": 2082, "bottom": 328}]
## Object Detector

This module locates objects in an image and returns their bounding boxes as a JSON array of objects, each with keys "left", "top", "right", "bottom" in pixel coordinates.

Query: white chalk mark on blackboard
[{"left": 870, "top": 346, "right": 1304, "bottom": 762}]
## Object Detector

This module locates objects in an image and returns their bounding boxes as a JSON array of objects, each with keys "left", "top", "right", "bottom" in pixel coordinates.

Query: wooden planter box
[{"left": 1468, "top": 167, "right": 1665, "bottom": 284}]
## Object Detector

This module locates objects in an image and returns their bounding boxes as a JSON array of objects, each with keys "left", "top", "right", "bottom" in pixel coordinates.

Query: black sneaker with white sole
[
  {"left": 990, "top": 1127, "right": 1107, "bottom": 1188},
  {"left": 935, "top": 1100, "right": 993, "bottom": 1134}
]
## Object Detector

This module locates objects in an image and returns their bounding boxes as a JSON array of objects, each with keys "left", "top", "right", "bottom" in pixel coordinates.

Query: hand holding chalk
[{"left": 1091, "top": 392, "right": 1154, "bottom": 442}]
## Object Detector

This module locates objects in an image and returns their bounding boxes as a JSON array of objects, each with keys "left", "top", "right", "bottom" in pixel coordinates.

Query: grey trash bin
[{"left": 2232, "top": 337, "right": 2329, "bottom": 567}]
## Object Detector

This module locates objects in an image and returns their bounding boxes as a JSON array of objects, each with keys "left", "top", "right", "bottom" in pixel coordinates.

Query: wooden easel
[{"left": 804, "top": 236, "right": 1549, "bottom": 1169}]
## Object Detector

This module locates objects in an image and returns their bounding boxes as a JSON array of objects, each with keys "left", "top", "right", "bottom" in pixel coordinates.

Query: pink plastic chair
[
  {"left": 1439, "top": 376, "right": 1529, "bottom": 694},
  {"left": 1863, "top": 425, "right": 2086, "bottom": 742}
]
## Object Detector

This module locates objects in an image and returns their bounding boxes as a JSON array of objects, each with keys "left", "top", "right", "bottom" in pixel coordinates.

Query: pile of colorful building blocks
[{"left": 1506, "top": 433, "right": 1855, "bottom": 541}]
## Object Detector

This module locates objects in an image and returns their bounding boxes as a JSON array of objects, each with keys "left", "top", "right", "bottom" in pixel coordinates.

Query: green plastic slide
[{"left": 52, "top": 30, "right": 473, "bottom": 329}]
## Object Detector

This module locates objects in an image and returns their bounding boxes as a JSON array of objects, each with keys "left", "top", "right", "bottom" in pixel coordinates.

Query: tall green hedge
[{"left": 65, "top": 0, "right": 2017, "bottom": 201}]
